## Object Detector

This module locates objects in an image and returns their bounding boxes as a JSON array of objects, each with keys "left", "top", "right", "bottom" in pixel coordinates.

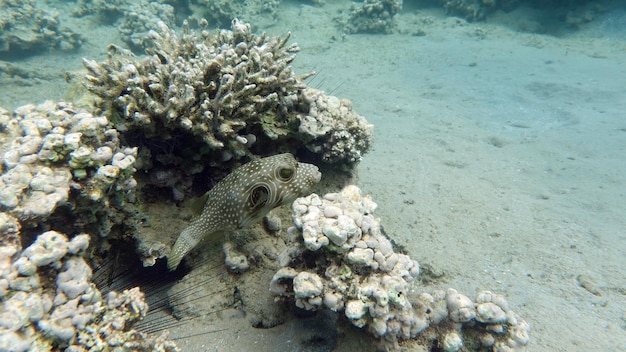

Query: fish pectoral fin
[
  {"left": 189, "top": 191, "right": 210, "bottom": 217},
  {"left": 167, "top": 228, "right": 225, "bottom": 271}
]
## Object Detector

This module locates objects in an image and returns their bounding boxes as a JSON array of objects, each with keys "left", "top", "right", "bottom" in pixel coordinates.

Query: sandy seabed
[
  {"left": 1, "top": 1, "right": 625, "bottom": 351},
  {"left": 285, "top": 5, "right": 626, "bottom": 351}
]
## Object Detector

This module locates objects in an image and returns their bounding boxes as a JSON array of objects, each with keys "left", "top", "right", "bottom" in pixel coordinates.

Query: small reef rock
[
  {"left": 187, "top": 0, "right": 282, "bottom": 29},
  {"left": 339, "top": 0, "right": 403, "bottom": 34},
  {"left": 118, "top": 1, "right": 176, "bottom": 51},
  {"left": 0, "top": 226, "right": 178, "bottom": 351},
  {"left": 440, "top": 0, "right": 498, "bottom": 22},
  {"left": 271, "top": 185, "right": 530, "bottom": 350},
  {"left": 0, "top": 0, "right": 83, "bottom": 53}
]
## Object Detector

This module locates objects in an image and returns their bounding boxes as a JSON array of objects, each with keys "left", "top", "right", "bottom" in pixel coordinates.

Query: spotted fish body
[{"left": 167, "top": 153, "right": 322, "bottom": 271}]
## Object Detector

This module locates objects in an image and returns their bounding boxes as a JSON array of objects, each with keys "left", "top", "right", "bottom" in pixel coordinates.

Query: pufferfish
[{"left": 167, "top": 153, "right": 322, "bottom": 271}]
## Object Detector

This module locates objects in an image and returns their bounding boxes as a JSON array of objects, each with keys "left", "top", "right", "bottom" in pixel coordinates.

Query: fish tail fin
[{"left": 167, "top": 226, "right": 201, "bottom": 271}]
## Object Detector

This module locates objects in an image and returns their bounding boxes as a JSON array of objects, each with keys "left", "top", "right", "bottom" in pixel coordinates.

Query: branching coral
[
  {"left": 82, "top": 19, "right": 371, "bottom": 200},
  {"left": 84, "top": 19, "right": 310, "bottom": 152}
]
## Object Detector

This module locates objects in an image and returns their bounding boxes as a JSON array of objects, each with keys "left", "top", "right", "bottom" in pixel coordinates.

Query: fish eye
[
  {"left": 277, "top": 167, "right": 294, "bottom": 181},
  {"left": 250, "top": 185, "right": 269, "bottom": 209}
]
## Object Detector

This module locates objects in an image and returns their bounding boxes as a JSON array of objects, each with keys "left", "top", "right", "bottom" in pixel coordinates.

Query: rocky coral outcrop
[
  {"left": 271, "top": 186, "right": 530, "bottom": 350},
  {"left": 0, "top": 230, "right": 179, "bottom": 351},
  {"left": 0, "top": 0, "right": 83, "bottom": 52},
  {"left": 82, "top": 19, "right": 371, "bottom": 199},
  {"left": 339, "top": 0, "right": 403, "bottom": 34},
  {"left": 0, "top": 101, "right": 138, "bottom": 240}
]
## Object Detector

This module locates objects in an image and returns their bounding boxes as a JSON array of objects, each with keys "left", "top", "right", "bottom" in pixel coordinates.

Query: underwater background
[{"left": 1, "top": 0, "right": 625, "bottom": 351}]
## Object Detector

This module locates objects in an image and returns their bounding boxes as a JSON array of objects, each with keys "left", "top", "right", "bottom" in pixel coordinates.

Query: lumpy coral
[
  {"left": 0, "top": 228, "right": 179, "bottom": 351},
  {"left": 0, "top": 101, "right": 138, "bottom": 241},
  {"left": 271, "top": 185, "right": 530, "bottom": 350}
]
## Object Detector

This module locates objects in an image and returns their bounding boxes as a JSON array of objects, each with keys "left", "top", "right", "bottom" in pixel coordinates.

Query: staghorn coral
[
  {"left": 83, "top": 19, "right": 371, "bottom": 199},
  {"left": 84, "top": 19, "right": 310, "bottom": 153},
  {"left": 271, "top": 185, "right": 530, "bottom": 350}
]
